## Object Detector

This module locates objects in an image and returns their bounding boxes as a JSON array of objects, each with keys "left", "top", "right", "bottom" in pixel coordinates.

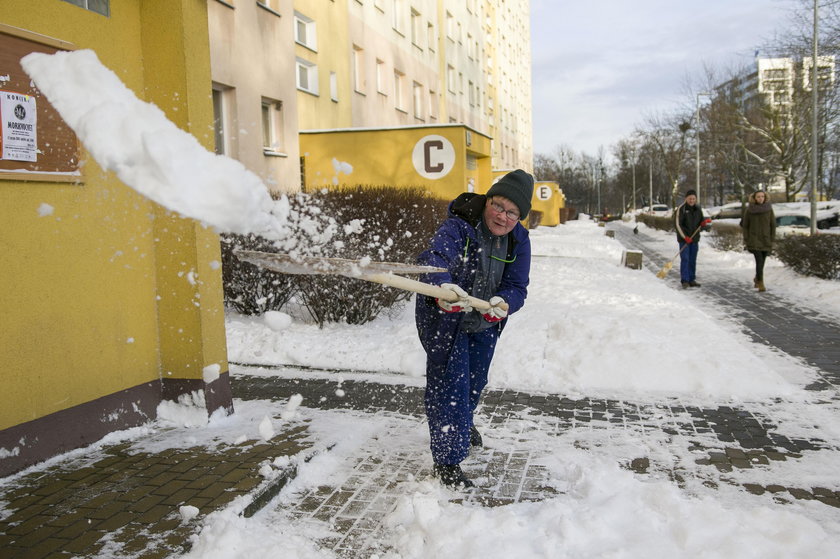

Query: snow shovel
[
  {"left": 235, "top": 250, "right": 508, "bottom": 312},
  {"left": 656, "top": 223, "right": 704, "bottom": 279}
]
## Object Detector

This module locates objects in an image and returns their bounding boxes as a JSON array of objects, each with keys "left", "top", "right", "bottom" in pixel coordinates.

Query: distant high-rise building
[{"left": 717, "top": 55, "right": 835, "bottom": 113}]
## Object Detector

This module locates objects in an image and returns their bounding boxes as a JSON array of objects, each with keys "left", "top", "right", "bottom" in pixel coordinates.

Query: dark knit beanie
[
  {"left": 486, "top": 169, "right": 534, "bottom": 219},
  {"left": 685, "top": 189, "right": 697, "bottom": 198}
]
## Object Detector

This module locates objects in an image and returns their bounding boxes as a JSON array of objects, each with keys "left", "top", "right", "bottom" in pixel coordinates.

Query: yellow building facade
[
  {"left": 490, "top": 172, "right": 565, "bottom": 227},
  {"left": 301, "top": 124, "right": 492, "bottom": 201},
  {"left": 532, "top": 180, "right": 566, "bottom": 227},
  {"left": 0, "top": 0, "right": 230, "bottom": 477}
]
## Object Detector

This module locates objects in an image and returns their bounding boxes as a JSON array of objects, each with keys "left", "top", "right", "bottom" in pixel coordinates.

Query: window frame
[
  {"left": 296, "top": 58, "right": 319, "bottom": 95},
  {"left": 261, "top": 97, "right": 286, "bottom": 155},
  {"left": 294, "top": 11, "right": 317, "bottom": 51}
]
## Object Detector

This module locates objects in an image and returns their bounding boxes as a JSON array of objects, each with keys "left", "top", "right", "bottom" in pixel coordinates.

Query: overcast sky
[{"left": 530, "top": 0, "right": 799, "bottom": 158}]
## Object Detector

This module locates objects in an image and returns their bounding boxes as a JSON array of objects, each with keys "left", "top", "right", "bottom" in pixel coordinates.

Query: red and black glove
[
  {"left": 701, "top": 218, "right": 712, "bottom": 227},
  {"left": 436, "top": 283, "right": 473, "bottom": 313},
  {"left": 684, "top": 236, "right": 693, "bottom": 244},
  {"left": 482, "top": 296, "right": 508, "bottom": 323}
]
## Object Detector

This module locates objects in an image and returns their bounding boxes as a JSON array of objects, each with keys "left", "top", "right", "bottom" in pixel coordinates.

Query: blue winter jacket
[{"left": 415, "top": 193, "right": 531, "bottom": 364}]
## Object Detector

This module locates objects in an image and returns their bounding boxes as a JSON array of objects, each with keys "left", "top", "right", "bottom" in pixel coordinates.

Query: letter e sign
[
  {"left": 412, "top": 135, "right": 454, "bottom": 179},
  {"left": 536, "top": 184, "right": 553, "bottom": 201}
]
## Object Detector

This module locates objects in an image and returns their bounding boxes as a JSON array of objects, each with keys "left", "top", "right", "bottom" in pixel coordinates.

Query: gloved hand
[
  {"left": 482, "top": 296, "right": 508, "bottom": 323},
  {"left": 684, "top": 236, "right": 693, "bottom": 244},
  {"left": 437, "top": 283, "right": 473, "bottom": 313},
  {"left": 701, "top": 218, "right": 712, "bottom": 227}
]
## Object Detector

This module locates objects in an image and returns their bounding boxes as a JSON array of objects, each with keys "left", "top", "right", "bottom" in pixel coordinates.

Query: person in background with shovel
[
  {"left": 674, "top": 189, "right": 712, "bottom": 289},
  {"left": 415, "top": 169, "right": 533, "bottom": 488}
]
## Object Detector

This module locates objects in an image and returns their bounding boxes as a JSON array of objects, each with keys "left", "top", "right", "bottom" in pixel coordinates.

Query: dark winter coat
[
  {"left": 414, "top": 193, "right": 531, "bottom": 364},
  {"left": 674, "top": 202, "right": 708, "bottom": 242},
  {"left": 741, "top": 203, "right": 776, "bottom": 252}
]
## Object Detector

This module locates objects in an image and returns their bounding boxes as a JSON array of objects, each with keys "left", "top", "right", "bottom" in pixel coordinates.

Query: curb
[{"left": 241, "top": 444, "right": 335, "bottom": 518}]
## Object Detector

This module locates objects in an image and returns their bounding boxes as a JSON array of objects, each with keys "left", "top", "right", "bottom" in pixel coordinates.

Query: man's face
[
  {"left": 685, "top": 194, "right": 697, "bottom": 206},
  {"left": 484, "top": 196, "right": 521, "bottom": 236}
]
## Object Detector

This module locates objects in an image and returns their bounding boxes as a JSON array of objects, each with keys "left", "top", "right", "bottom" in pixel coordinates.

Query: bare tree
[{"left": 639, "top": 110, "right": 694, "bottom": 206}]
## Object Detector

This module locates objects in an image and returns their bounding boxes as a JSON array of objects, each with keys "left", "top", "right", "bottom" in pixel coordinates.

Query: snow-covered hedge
[
  {"left": 775, "top": 234, "right": 840, "bottom": 280},
  {"left": 221, "top": 186, "right": 448, "bottom": 326}
]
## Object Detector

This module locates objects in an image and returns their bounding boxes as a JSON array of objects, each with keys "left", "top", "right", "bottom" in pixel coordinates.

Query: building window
[
  {"left": 468, "top": 80, "right": 475, "bottom": 106},
  {"left": 392, "top": 0, "right": 405, "bottom": 35},
  {"left": 394, "top": 70, "right": 406, "bottom": 112},
  {"left": 60, "top": 0, "right": 109, "bottom": 16},
  {"left": 411, "top": 9, "right": 422, "bottom": 48},
  {"left": 447, "top": 65, "right": 456, "bottom": 93},
  {"left": 261, "top": 98, "right": 285, "bottom": 154},
  {"left": 211, "top": 85, "right": 232, "bottom": 156},
  {"left": 330, "top": 71, "right": 338, "bottom": 102},
  {"left": 428, "top": 89, "right": 437, "bottom": 121},
  {"left": 376, "top": 59, "right": 387, "bottom": 94},
  {"left": 427, "top": 22, "right": 436, "bottom": 52},
  {"left": 257, "top": 0, "right": 282, "bottom": 14},
  {"left": 446, "top": 11, "right": 454, "bottom": 41},
  {"left": 353, "top": 46, "right": 366, "bottom": 93},
  {"left": 413, "top": 82, "right": 423, "bottom": 119},
  {"left": 296, "top": 58, "right": 319, "bottom": 95},
  {"left": 294, "top": 11, "right": 317, "bottom": 51}
]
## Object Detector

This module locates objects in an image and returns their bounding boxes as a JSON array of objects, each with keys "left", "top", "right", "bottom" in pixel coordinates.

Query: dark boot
[
  {"left": 470, "top": 426, "right": 483, "bottom": 447},
  {"left": 433, "top": 464, "right": 474, "bottom": 488},
  {"left": 753, "top": 277, "right": 758, "bottom": 288},
  {"left": 757, "top": 280, "right": 766, "bottom": 292},
  {"left": 688, "top": 281, "right": 701, "bottom": 287},
  {"left": 681, "top": 281, "right": 689, "bottom": 289}
]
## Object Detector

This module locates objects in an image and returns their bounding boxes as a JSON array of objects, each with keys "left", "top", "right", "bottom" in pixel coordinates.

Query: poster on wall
[{"left": 0, "top": 90, "right": 37, "bottom": 162}]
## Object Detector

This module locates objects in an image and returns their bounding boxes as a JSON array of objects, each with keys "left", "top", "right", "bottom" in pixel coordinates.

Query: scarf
[{"left": 748, "top": 201, "right": 773, "bottom": 214}]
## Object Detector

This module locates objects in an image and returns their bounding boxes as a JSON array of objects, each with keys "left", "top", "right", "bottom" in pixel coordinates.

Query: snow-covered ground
[{"left": 207, "top": 220, "right": 840, "bottom": 558}]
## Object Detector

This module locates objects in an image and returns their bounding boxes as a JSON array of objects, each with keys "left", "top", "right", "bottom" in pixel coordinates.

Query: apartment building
[
  {"left": 210, "top": 0, "right": 534, "bottom": 195},
  {"left": 208, "top": 0, "right": 302, "bottom": 191},
  {"left": 718, "top": 55, "right": 835, "bottom": 112}
]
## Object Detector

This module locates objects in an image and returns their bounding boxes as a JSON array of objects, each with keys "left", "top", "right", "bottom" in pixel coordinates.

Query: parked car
[
  {"left": 711, "top": 202, "right": 745, "bottom": 220},
  {"left": 650, "top": 204, "right": 670, "bottom": 216},
  {"left": 775, "top": 213, "right": 812, "bottom": 238}
]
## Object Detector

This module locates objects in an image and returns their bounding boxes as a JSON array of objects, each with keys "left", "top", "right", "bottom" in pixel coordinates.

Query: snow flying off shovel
[{"left": 235, "top": 250, "right": 507, "bottom": 312}]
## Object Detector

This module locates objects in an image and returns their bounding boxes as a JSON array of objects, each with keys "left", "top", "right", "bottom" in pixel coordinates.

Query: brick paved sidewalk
[
  {"left": 0, "top": 424, "right": 311, "bottom": 559},
  {"left": 2, "top": 372, "right": 839, "bottom": 558}
]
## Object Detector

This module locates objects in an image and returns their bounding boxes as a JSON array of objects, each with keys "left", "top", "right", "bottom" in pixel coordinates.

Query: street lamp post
[
  {"left": 632, "top": 155, "right": 637, "bottom": 212},
  {"left": 695, "top": 92, "right": 710, "bottom": 204},
  {"left": 811, "top": 0, "right": 819, "bottom": 235},
  {"left": 649, "top": 158, "right": 653, "bottom": 212},
  {"left": 623, "top": 156, "right": 637, "bottom": 212}
]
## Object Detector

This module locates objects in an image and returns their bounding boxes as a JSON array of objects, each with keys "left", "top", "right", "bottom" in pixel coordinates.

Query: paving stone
[
  {"left": 137, "top": 505, "right": 172, "bottom": 524},
  {"left": 788, "top": 488, "right": 814, "bottom": 500},
  {"left": 60, "top": 528, "right": 106, "bottom": 554},
  {"left": 743, "top": 483, "right": 765, "bottom": 495}
]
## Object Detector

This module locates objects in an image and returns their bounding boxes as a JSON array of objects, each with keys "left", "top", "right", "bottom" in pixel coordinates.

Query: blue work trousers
[
  {"left": 424, "top": 326, "right": 499, "bottom": 465},
  {"left": 679, "top": 239, "right": 699, "bottom": 283}
]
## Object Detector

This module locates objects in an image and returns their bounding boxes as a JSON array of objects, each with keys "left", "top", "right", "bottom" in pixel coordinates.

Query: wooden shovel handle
[{"left": 361, "top": 272, "right": 508, "bottom": 312}]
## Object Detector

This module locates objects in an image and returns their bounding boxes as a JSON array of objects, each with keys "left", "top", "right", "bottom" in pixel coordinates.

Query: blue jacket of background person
[{"left": 415, "top": 192, "right": 531, "bottom": 364}]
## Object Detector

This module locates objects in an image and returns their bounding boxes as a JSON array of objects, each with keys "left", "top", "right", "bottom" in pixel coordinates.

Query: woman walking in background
[{"left": 741, "top": 190, "right": 776, "bottom": 292}]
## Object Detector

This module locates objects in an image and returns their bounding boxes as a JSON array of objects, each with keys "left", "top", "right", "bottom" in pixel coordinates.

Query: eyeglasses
[{"left": 490, "top": 200, "right": 520, "bottom": 221}]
